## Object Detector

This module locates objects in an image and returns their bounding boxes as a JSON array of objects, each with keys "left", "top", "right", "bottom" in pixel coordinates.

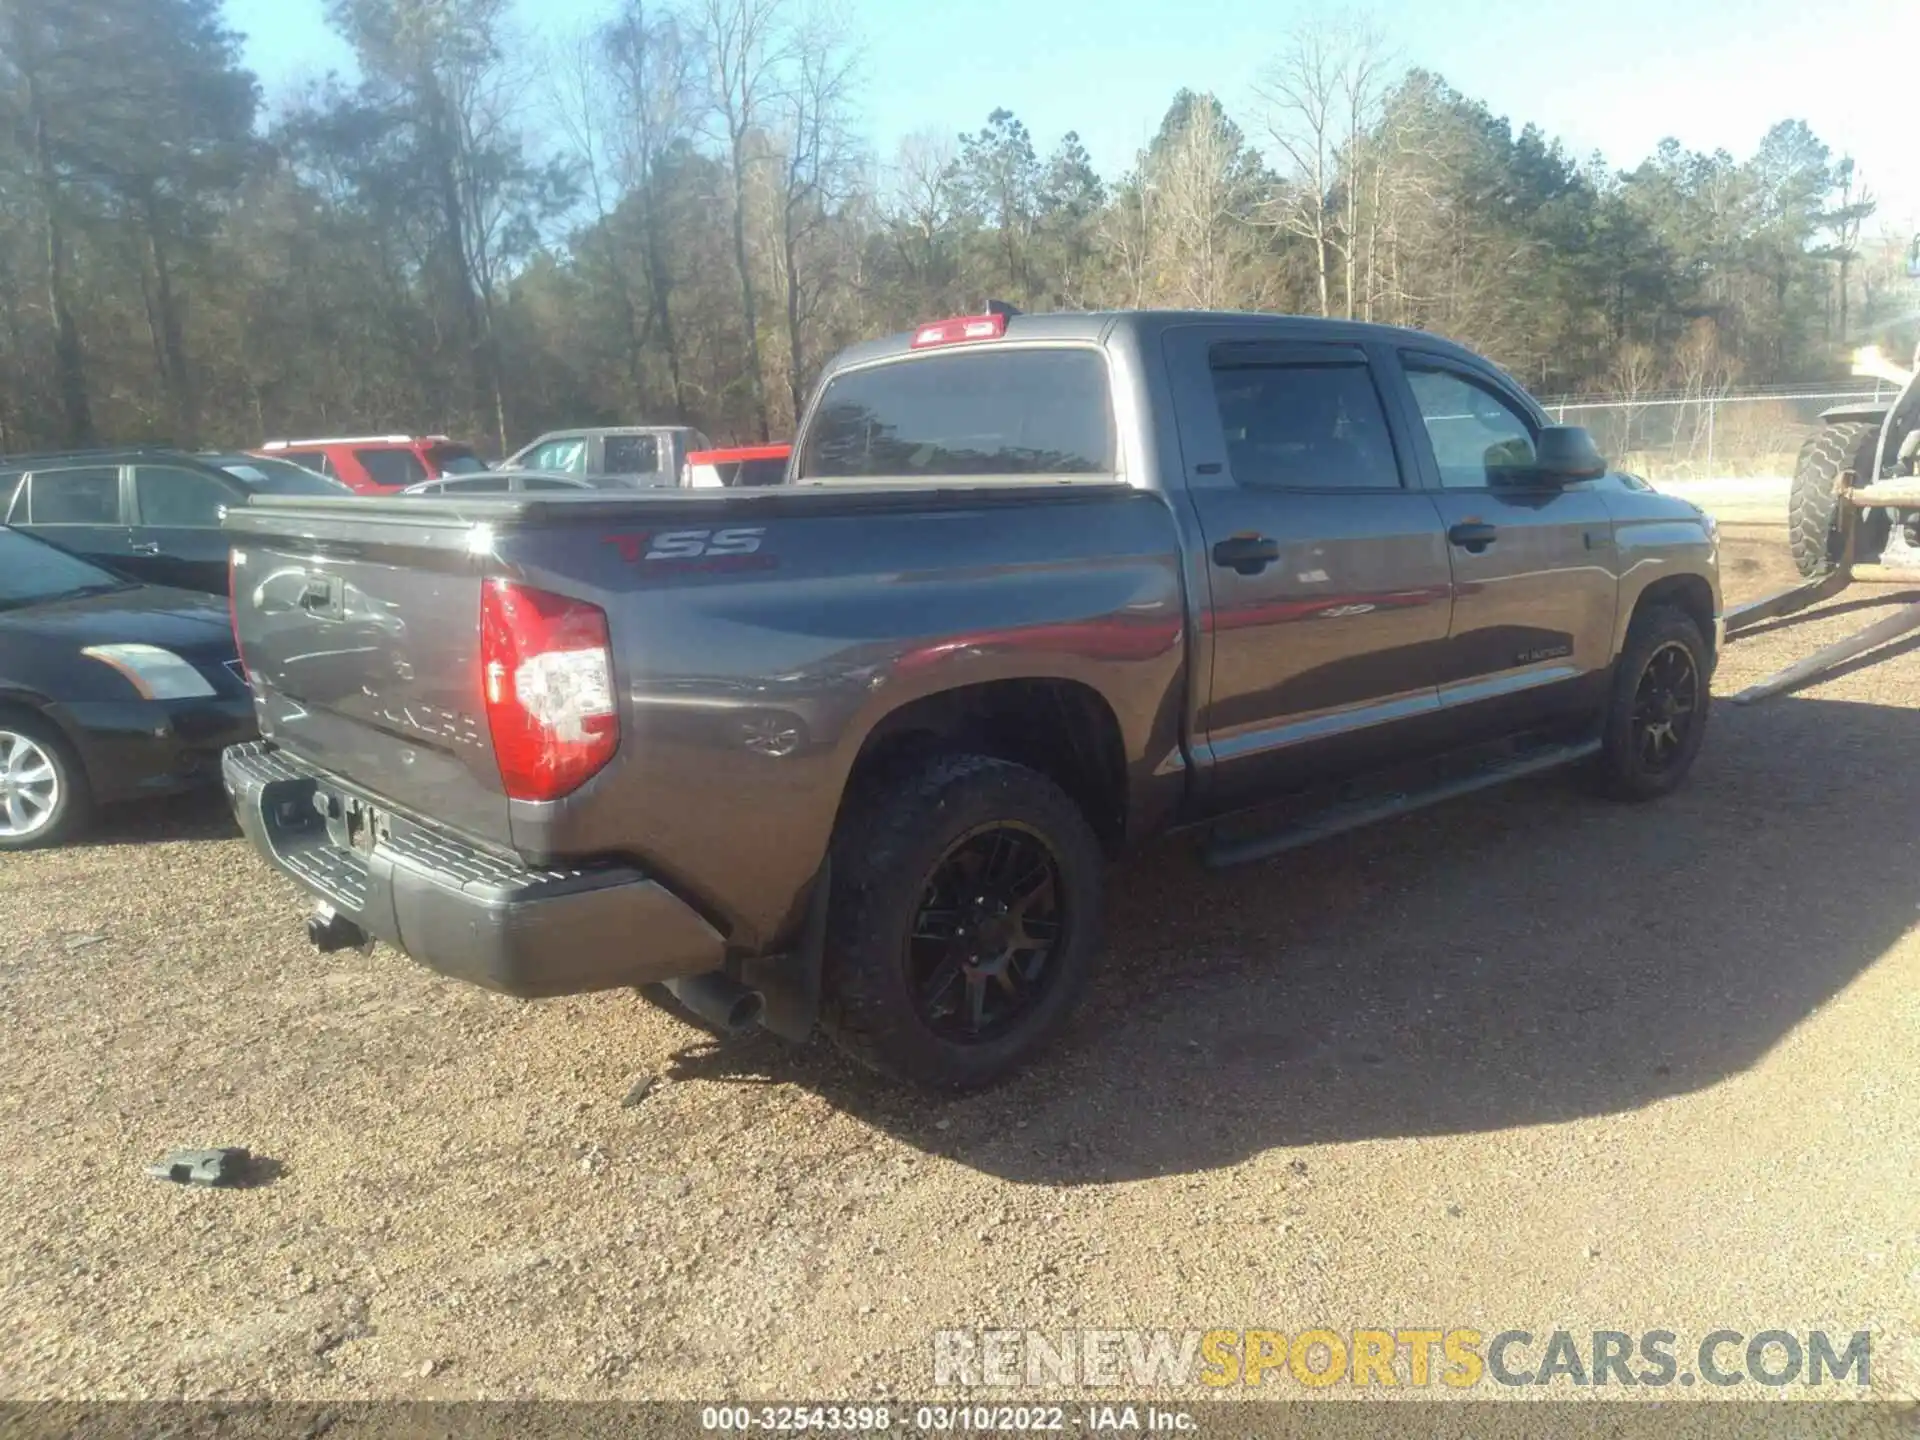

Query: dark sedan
[
  {"left": 1, "top": 447, "right": 347, "bottom": 594},
  {"left": 0, "top": 527, "right": 255, "bottom": 848}
]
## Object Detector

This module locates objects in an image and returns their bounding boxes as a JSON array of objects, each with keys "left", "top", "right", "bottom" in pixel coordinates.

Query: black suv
[{"left": 0, "top": 447, "right": 345, "bottom": 594}]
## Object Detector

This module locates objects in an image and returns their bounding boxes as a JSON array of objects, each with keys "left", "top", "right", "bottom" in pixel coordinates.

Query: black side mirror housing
[{"left": 1532, "top": 425, "right": 1608, "bottom": 483}]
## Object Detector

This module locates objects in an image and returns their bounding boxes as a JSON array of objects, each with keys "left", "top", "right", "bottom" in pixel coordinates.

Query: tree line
[{"left": 0, "top": 0, "right": 1910, "bottom": 455}]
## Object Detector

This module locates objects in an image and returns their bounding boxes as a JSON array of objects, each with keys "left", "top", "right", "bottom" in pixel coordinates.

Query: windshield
[
  {"left": 0, "top": 527, "right": 132, "bottom": 609},
  {"left": 209, "top": 455, "right": 349, "bottom": 495}
]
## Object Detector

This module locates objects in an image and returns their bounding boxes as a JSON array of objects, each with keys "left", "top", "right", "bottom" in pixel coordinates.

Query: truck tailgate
[{"left": 227, "top": 504, "right": 510, "bottom": 846}]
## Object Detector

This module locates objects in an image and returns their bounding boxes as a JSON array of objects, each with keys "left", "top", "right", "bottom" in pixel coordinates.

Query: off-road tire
[
  {"left": 1595, "top": 605, "right": 1711, "bottom": 802},
  {"left": 822, "top": 753, "right": 1104, "bottom": 1090},
  {"left": 0, "top": 712, "right": 92, "bottom": 851},
  {"left": 1788, "top": 421, "right": 1881, "bottom": 577}
]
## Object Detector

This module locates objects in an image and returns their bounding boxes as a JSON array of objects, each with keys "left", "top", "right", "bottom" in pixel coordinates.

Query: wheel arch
[
  {"left": 1625, "top": 573, "right": 1718, "bottom": 664},
  {"left": 836, "top": 677, "right": 1131, "bottom": 856}
]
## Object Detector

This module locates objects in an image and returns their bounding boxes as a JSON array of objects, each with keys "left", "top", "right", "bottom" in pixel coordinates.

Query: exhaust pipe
[
  {"left": 307, "top": 904, "right": 369, "bottom": 954},
  {"left": 665, "top": 971, "right": 765, "bottom": 1034}
]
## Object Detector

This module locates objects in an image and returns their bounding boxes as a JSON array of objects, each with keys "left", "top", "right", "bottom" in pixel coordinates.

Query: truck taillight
[{"left": 479, "top": 580, "right": 618, "bottom": 802}]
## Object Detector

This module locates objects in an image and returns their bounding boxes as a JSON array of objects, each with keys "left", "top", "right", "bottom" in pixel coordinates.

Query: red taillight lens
[
  {"left": 909, "top": 313, "right": 1006, "bottom": 348},
  {"left": 479, "top": 580, "right": 618, "bottom": 801}
]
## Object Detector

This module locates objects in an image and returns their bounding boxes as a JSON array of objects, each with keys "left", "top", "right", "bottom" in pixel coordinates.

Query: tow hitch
[{"left": 306, "top": 904, "right": 371, "bottom": 954}]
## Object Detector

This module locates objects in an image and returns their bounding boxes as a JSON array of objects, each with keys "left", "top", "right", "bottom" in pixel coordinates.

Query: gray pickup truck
[
  {"left": 500, "top": 425, "right": 710, "bottom": 487},
  {"left": 222, "top": 309, "right": 1721, "bottom": 1089}
]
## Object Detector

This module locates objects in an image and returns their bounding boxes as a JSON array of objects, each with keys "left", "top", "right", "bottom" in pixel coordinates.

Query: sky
[{"left": 224, "top": 0, "right": 1920, "bottom": 233}]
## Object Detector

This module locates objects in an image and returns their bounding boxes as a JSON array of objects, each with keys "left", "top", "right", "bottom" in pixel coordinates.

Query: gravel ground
[{"left": 3, "top": 525, "right": 1919, "bottom": 1409}]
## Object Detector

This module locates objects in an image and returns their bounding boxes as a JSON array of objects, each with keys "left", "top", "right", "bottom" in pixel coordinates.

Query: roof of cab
[{"left": 822, "top": 309, "right": 1496, "bottom": 375}]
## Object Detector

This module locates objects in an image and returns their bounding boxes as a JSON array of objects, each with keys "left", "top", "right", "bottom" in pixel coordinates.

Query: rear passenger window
[
  {"left": 27, "top": 467, "right": 120, "bottom": 523},
  {"left": 603, "top": 435, "right": 660, "bottom": 473},
  {"left": 798, "top": 348, "right": 1115, "bottom": 479},
  {"left": 135, "top": 466, "right": 234, "bottom": 527},
  {"left": 278, "top": 451, "right": 329, "bottom": 475},
  {"left": 355, "top": 448, "right": 428, "bottom": 487},
  {"left": 1209, "top": 364, "right": 1402, "bottom": 490},
  {"left": 736, "top": 457, "right": 787, "bottom": 487}
]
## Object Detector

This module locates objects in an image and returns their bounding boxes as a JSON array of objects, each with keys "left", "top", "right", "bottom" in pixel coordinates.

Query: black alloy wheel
[
  {"left": 906, "top": 821, "right": 1067, "bottom": 1042},
  {"left": 1629, "top": 639, "right": 1700, "bottom": 774}
]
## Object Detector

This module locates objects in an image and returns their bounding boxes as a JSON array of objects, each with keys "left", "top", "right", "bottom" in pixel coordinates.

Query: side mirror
[{"left": 1531, "top": 425, "right": 1608, "bottom": 483}]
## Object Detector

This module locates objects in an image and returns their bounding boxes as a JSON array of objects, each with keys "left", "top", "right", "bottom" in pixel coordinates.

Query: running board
[{"left": 1202, "top": 738, "right": 1603, "bottom": 870}]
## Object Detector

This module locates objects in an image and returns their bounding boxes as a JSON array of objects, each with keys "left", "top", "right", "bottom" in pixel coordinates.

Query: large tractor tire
[{"left": 1788, "top": 421, "right": 1882, "bottom": 577}]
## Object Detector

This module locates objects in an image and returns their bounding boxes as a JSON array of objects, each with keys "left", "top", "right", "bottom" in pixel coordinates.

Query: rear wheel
[
  {"left": 1595, "top": 605, "right": 1710, "bottom": 802},
  {"left": 0, "top": 715, "right": 90, "bottom": 850},
  {"left": 822, "top": 753, "right": 1104, "bottom": 1090},
  {"left": 1789, "top": 421, "right": 1882, "bottom": 577}
]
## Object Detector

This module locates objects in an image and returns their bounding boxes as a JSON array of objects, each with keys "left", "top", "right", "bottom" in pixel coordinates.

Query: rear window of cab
[{"left": 796, "top": 348, "right": 1115, "bottom": 480}]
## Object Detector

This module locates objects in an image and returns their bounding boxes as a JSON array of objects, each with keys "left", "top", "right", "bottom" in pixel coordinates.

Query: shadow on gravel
[
  {"left": 669, "top": 694, "right": 1920, "bottom": 1184},
  {"left": 1729, "top": 588, "right": 1920, "bottom": 642},
  {"left": 78, "top": 788, "right": 239, "bottom": 847}
]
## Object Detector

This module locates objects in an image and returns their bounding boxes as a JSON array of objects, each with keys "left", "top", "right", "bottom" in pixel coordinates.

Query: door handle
[
  {"left": 128, "top": 541, "right": 161, "bottom": 555},
  {"left": 1211, "top": 534, "right": 1281, "bottom": 575},
  {"left": 1447, "top": 522, "right": 1497, "bottom": 553}
]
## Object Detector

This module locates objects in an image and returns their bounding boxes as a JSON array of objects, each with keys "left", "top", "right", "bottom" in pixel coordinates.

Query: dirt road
[{"left": 3, "top": 527, "right": 1918, "bottom": 1406}]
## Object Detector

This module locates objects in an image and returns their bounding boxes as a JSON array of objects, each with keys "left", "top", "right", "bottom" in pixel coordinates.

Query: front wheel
[
  {"left": 1594, "top": 605, "right": 1711, "bottom": 802},
  {"left": 822, "top": 753, "right": 1105, "bottom": 1090},
  {"left": 0, "top": 715, "right": 91, "bottom": 850}
]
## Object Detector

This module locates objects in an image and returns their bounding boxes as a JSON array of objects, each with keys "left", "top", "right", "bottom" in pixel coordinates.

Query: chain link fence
[{"left": 1540, "top": 382, "right": 1900, "bottom": 481}]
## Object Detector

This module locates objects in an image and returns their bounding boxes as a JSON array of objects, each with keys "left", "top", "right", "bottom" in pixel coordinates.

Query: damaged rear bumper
[{"left": 221, "top": 741, "right": 726, "bottom": 997}]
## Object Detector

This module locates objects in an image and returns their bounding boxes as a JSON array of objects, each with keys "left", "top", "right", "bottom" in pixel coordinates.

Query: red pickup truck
[
  {"left": 257, "top": 435, "right": 488, "bottom": 495},
  {"left": 684, "top": 443, "right": 791, "bottom": 488}
]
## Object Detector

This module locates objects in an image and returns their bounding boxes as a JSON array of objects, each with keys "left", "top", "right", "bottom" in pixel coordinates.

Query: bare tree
[
  {"left": 1334, "top": 21, "right": 1391, "bottom": 322},
  {"left": 1140, "top": 95, "right": 1265, "bottom": 311},
  {"left": 1254, "top": 23, "right": 1339, "bottom": 316},
  {"left": 550, "top": 28, "right": 647, "bottom": 400},
  {"left": 1818, "top": 155, "right": 1876, "bottom": 344},
  {"left": 884, "top": 131, "right": 955, "bottom": 282},
  {"left": 769, "top": 5, "right": 857, "bottom": 424},
  {"left": 328, "top": 0, "right": 574, "bottom": 450},
  {"left": 597, "top": 2, "right": 701, "bottom": 418},
  {"left": 1607, "top": 340, "right": 1659, "bottom": 456},
  {"left": 698, "top": 0, "right": 791, "bottom": 441},
  {"left": 1096, "top": 173, "right": 1153, "bottom": 310},
  {"left": 1255, "top": 15, "right": 1391, "bottom": 319}
]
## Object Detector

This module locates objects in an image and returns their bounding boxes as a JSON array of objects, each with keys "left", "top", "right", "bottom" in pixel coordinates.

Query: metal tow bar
[{"left": 1722, "top": 469, "right": 1920, "bottom": 704}]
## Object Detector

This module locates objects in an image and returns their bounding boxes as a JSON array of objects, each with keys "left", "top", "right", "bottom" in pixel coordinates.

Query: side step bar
[{"left": 1202, "top": 738, "right": 1602, "bottom": 870}]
